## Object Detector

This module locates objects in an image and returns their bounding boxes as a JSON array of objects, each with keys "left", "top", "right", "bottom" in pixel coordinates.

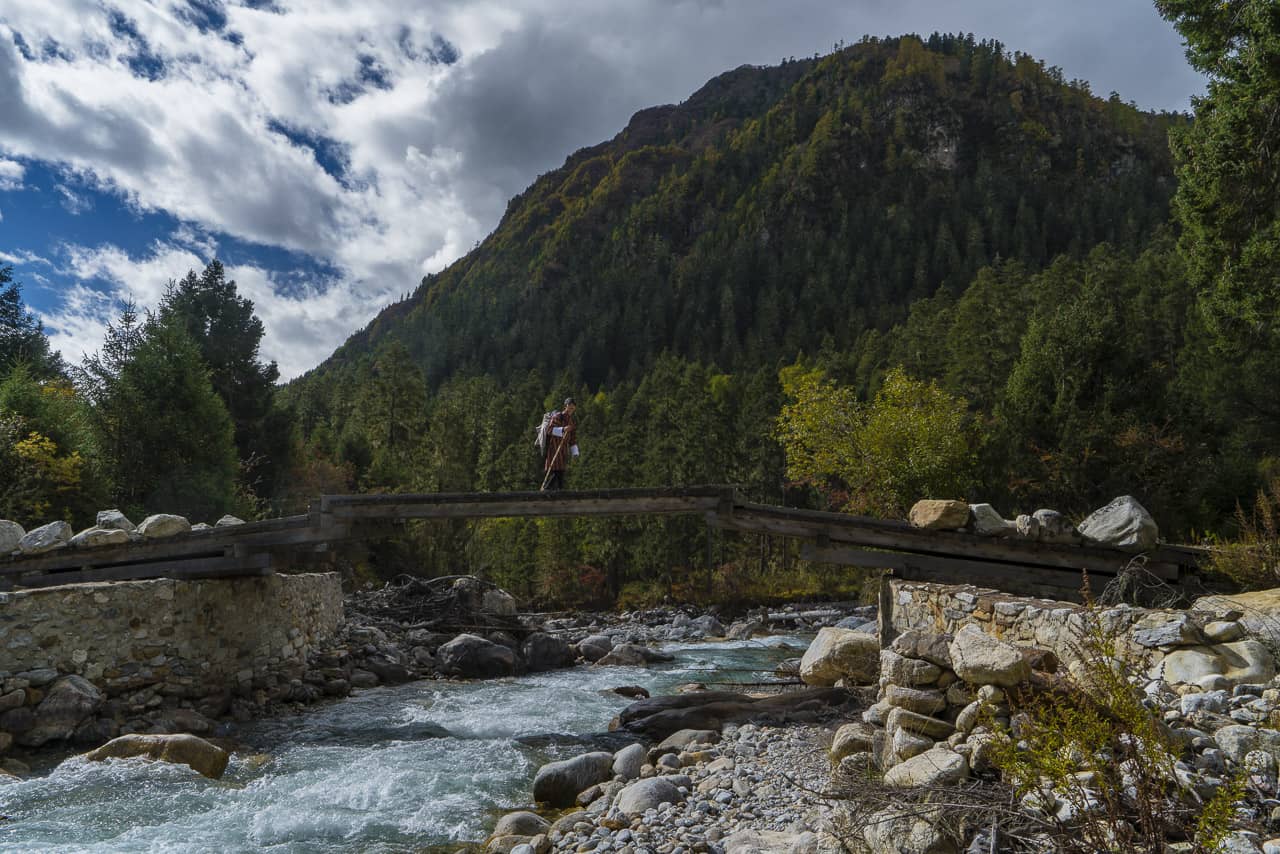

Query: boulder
[
  {"left": 531, "top": 751, "right": 614, "bottom": 807},
  {"left": 481, "top": 588, "right": 518, "bottom": 616},
  {"left": 1195, "top": 590, "right": 1280, "bottom": 648},
  {"left": 883, "top": 747, "right": 969, "bottom": 788},
  {"left": 362, "top": 656, "right": 412, "bottom": 684},
  {"left": 1032, "top": 509, "right": 1078, "bottom": 544},
  {"left": 884, "top": 686, "right": 946, "bottom": 716},
  {"left": 612, "top": 743, "right": 646, "bottom": 781},
  {"left": 830, "top": 722, "right": 876, "bottom": 762},
  {"left": 521, "top": 633, "right": 575, "bottom": 672},
  {"left": 492, "top": 811, "right": 550, "bottom": 838},
  {"left": 1156, "top": 640, "right": 1276, "bottom": 687},
  {"left": 908, "top": 500, "right": 970, "bottom": 530},
  {"left": 727, "top": 620, "right": 764, "bottom": 641},
  {"left": 1132, "top": 612, "right": 1203, "bottom": 648},
  {"left": 656, "top": 728, "right": 720, "bottom": 754},
  {"left": 0, "top": 519, "right": 25, "bottom": 553},
  {"left": 862, "top": 806, "right": 958, "bottom": 854},
  {"left": 69, "top": 526, "right": 131, "bottom": 549},
  {"left": 799, "top": 627, "right": 879, "bottom": 686},
  {"left": 948, "top": 625, "right": 1030, "bottom": 687},
  {"left": 214, "top": 514, "right": 244, "bottom": 527},
  {"left": 880, "top": 650, "right": 942, "bottom": 687},
  {"left": 723, "top": 830, "right": 820, "bottom": 854},
  {"left": 689, "top": 614, "right": 725, "bottom": 637},
  {"left": 18, "top": 520, "right": 71, "bottom": 555},
  {"left": 595, "top": 644, "right": 674, "bottom": 667},
  {"left": 577, "top": 634, "right": 613, "bottom": 662},
  {"left": 18, "top": 675, "right": 103, "bottom": 747},
  {"left": 1214, "top": 726, "right": 1280, "bottom": 765},
  {"left": 436, "top": 633, "right": 517, "bottom": 678},
  {"left": 84, "top": 733, "right": 230, "bottom": 779},
  {"left": 1078, "top": 495, "right": 1159, "bottom": 551},
  {"left": 95, "top": 509, "right": 136, "bottom": 533},
  {"left": 137, "top": 514, "right": 191, "bottom": 539},
  {"left": 886, "top": 706, "right": 954, "bottom": 740},
  {"left": 891, "top": 631, "right": 954, "bottom": 670},
  {"left": 968, "top": 503, "right": 1014, "bottom": 537},
  {"left": 615, "top": 777, "right": 683, "bottom": 816},
  {"left": 1014, "top": 514, "right": 1040, "bottom": 541}
]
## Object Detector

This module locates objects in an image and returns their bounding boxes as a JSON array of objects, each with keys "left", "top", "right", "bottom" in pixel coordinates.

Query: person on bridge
[{"left": 541, "top": 398, "right": 579, "bottom": 491}]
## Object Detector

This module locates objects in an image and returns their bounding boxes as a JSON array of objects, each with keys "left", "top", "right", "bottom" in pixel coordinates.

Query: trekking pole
[{"left": 540, "top": 431, "right": 570, "bottom": 491}]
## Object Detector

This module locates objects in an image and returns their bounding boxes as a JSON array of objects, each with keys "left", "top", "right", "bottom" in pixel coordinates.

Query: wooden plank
[
  {"left": 328, "top": 495, "right": 725, "bottom": 520},
  {"left": 804, "top": 543, "right": 1091, "bottom": 601},
  {"left": 718, "top": 504, "right": 1147, "bottom": 575},
  {"left": 0, "top": 517, "right": 340, "bottom": 577},
  {"left": 321, "top": 486, "right": 737, "bottom": 509},
  {"left": 14, "top": 554, "right": 273, "bottom": 589}
]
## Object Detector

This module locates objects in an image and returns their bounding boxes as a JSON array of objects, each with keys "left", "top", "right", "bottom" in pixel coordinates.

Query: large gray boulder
[
  {"left": 1213, "top": 725, "right": 1280, "bottom": 765},
  {"left": 436, "top": 633, "right": 517, "bottom": 678},
  {"left": 532, "top": 751, "right": 614, "bottom": 807},
  {"left": 19, "top": 675, "right": 103, "bottom": 747},
  {"left": 520, "top": 633, "right": 574, "bottom": 672},
  {"left": 95, "top": 509, "right": 136, "bottom": 533},
  {"left": 214, "top": 515, "right": 245, "bottom": 527},
  {"left": 689, "top": 615, "right": 725, "bottom": 638},
  {"left": 18, "top": 520, "right": 71, "bottom": 555},
  {"left": 612, "top": 743, "right": 646, "bottom": 781},
  {"left": 1078, "top": 495, "right": 1159, "bottom": 551},
  {"left": 948, "top": 625, "right": 1030, "bottom": 687},
  {"left": 880, "top": 650, "right": 943, "bottom": 687},
  {"left": 70, "top": 526, "right": 131, "bottom": 549},
  {"left": 481, "top": 588, "right": 518, "bottom": 616},
  {"left": 883, "top": 747, "right": 969, "bottom": 787},
  {"left": 137, "top": 514, "right": 191, "bottom": 539},
  {"left": 799, "top": 627, "right": 879, "bottom": 686},
  {"left": 0, "top": 519, "right": 25, "bottom": 553},
  {"left": 723, "top": 831, "right": 821, "bottom": 854},
  {"left": 615, "top": 777, "right": 683, "bottom": 816},
  {"left": 577, "top": 634, "right": 613, "bottom": 662}
]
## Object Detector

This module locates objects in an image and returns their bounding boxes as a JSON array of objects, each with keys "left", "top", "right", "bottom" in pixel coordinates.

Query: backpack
[{"left": 534, "top": 410, "right": 558, "bottom": 454}]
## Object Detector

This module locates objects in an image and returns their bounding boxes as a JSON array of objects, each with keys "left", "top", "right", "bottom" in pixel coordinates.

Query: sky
[{"left": 0, "top": 1, "right": 1205, "bottom": 381}]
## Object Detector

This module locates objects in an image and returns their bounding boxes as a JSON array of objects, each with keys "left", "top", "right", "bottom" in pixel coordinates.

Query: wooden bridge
[{"left": 0, "top": 487, "right": 1204, "bottom": 600}]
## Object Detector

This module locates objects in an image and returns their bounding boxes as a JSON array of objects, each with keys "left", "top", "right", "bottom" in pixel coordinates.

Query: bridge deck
[{"left": 0, "top": 487, "right": 1205, "bottom": 599}]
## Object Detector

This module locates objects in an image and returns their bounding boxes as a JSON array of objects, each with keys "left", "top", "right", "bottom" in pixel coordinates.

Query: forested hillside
[{"left": 302, "top": 34, "right": 1179, "bottom": 393}]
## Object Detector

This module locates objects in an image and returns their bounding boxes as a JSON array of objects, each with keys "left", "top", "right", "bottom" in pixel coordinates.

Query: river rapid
[{"left": 0, "top": 637, "right": 805, "bottom": 853}]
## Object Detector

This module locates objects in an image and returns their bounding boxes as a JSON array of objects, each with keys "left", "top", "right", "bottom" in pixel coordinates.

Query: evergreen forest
[{"left": 3, "top": 16, "right": 1279, "bottom": 606}]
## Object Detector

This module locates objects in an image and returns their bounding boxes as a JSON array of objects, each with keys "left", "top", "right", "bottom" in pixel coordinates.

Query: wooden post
[{"left": 878, "top": 569, "right": 897, "bottom": 648}]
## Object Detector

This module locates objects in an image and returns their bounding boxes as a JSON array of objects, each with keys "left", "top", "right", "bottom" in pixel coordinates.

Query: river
[{"left": 0, "top": 637, "right": 806, "bottom": 853}]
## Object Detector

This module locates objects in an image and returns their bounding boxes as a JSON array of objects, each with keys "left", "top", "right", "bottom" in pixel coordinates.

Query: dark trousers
[{"left": 542, "top": 469, "right": 565, "bottom": 491}]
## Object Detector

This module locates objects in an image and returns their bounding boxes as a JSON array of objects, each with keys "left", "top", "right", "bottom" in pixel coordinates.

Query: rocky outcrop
[
  {"left": 84, "top": 733, "right": 230, "bottom": 779},
  {"left": 18, "top": 520, "right": 71, "bottom": 555},
  {"left": 798, "top": 627, "right": 879, "bottom": 686},
  {"left": 908, "top": 500, "right": 969, "bottom": 530},
  {"left": 1078, "top": 495, "right": 1159, "bottom": 551}
]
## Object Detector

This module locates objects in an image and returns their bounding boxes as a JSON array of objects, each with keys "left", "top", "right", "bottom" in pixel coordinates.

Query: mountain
[{"left": 293, "top": 33, "right": 1180, "bottom": 400}]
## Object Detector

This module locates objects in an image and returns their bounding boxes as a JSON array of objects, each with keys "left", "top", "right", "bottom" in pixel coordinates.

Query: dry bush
[{"left": 1209, "top": 478, "right": 1280, "bottom": 590}]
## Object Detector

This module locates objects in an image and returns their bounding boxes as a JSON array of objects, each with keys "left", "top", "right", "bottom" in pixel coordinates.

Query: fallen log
[{"left": 615, "top": 687, "right": 853, "bottom": 740}]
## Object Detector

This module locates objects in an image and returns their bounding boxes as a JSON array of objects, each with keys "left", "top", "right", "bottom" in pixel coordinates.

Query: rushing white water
[{"left": 0, "top": 637, "right": 805, "bottom": 854}]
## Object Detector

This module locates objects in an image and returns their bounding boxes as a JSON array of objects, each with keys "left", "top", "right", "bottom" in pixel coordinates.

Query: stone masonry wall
[
  {"left": 0, "top": 573, "right": 343, "bottom": 752},
  {"left": 886, "top": 579, "right": 1277, "bottom": 687},
  {"left": 1, "top": 572, "right": 343, "bottom": 683}
]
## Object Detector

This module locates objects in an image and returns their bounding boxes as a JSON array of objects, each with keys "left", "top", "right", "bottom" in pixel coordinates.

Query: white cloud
[
  {"left": 0, "top": 158, "right": 23, "bottom": 190},
  {"left": 0, "top": 248, "right": 50, "bottom": 265},
  {"left": 47, "top": 239, "right": 378, "bottom": 381},
  {"left": 0, "top": 2, "right": 1206, "bottom": 378}
]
